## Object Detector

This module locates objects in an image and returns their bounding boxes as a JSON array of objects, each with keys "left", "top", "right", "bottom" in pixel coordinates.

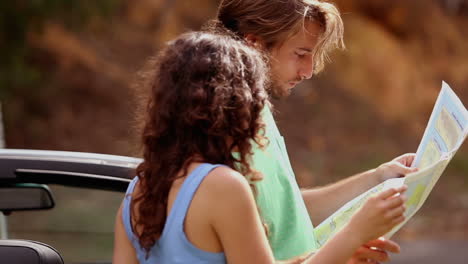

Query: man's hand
[
  {"left": 279, "top": 238, "right": 401, "bottom": 264},
  {"left": 375, "top": 153, "right": 418, "bottom": 182},
  {"left": 347, "top": 238, "right": 400, "bottom": 264}
]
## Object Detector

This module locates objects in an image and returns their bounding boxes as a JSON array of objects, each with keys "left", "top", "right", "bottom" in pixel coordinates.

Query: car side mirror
[{"left": 0, "top": 184, "right": 54, "bottom": 214}]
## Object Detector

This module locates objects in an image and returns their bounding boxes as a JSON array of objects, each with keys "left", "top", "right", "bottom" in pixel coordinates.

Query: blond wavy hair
[{"left": 212, "top": 0, "right": 345, "bottom": 74}]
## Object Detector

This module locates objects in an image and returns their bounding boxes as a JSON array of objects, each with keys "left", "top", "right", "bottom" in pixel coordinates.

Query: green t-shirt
[{"left": 251, "top": 107, "right": 317, "bottom": 260}]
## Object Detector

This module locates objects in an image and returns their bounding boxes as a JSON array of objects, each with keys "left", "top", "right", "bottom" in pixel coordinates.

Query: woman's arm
[
  {"left": 208, "top": 168, "right": 406, "bottom": 264},
  {"left": 112, "top": 204, "right": 139, "bottom": 264},
  {"left": 302, "top": 186, "right": 408, "bottom": 264},
  {"left": 208, "top": 168, "right": 276, "bottom": 264},
  {"left": 208, "top": 168, "right": 361, "bottom": 264}
]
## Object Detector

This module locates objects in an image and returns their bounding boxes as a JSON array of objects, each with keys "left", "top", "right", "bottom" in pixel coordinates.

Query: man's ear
[{"left": 244, "top": 34, "right": 265, "bottom": 49}]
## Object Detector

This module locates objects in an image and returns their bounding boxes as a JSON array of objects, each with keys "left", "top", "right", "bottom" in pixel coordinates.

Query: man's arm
[
  {"left": 346, "top": 238, "right": 401, "bottom": 264},
  {"left": 302, "top": 153, "right": 417, "bottom": 225},
  {"left": 302, "top": 168, "right": 378, "bottom": 225},
  {"left": 294, "top": 238, "right": 401, "bottom": 264}
]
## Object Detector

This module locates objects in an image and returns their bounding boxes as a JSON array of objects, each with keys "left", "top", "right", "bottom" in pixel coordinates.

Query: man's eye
[{"left": 295, "top": 52, "right": 305, "bottom": 58}]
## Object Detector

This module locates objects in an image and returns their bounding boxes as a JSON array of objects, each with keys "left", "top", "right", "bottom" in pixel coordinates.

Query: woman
[{"left": 113, "top": 32, "right": 407, "bottom": 264}]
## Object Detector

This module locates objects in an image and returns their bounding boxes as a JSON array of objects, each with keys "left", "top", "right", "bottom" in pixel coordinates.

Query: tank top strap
[
  {"left": 122, "top": 177, "right": 139, "bottom": 246},
  {"left": 163, "top": 163, "right": 225, "bottom": 234}
]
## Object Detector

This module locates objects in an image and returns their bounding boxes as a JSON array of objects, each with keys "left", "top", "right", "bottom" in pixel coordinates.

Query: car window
[{"left": 7, "top": 184, "right": 124, "bottom": 263}]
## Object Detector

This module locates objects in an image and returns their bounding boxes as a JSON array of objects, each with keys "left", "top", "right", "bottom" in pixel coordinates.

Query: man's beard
[{"left": 267, "top": 78, "right": 292, "bottom": 100}]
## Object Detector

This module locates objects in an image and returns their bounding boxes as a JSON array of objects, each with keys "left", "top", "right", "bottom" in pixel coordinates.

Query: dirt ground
[{"left": 389, "top": 240, "right": 468, "bottom": 264}]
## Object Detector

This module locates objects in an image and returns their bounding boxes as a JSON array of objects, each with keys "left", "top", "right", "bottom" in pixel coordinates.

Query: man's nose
[{"left": 299, "top": 60, "right": 314, "bottom": 80}]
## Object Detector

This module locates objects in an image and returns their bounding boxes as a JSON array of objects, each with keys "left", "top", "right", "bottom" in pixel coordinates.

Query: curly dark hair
[{"left": 132, "top": 31, "right": 269, "bottom": 254}]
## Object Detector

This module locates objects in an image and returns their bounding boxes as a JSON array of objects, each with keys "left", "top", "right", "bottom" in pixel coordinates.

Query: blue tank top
[{"left": 122, "top": 163, "right": 227, "bottom": 264}]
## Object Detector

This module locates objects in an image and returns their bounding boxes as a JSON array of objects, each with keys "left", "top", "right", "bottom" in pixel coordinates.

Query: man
[{"left": 209, "top": 0, "right": 417, "bottom": 263}]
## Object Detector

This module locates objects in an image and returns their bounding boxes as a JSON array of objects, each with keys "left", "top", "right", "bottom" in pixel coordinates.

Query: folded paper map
[{"left": 314, "top": 81, "right": 468, "bottom": 246}]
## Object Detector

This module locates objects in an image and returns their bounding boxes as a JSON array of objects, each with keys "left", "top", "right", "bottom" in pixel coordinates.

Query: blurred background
[{"left": 1, "top": 0, "right": 467, "bottom": 263}]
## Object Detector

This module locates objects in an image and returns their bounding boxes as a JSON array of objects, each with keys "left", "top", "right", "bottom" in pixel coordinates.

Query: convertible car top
[
  {"left": 0, "top": 149, "right": 142, "bottom": 192},
  {"left": 0, "top": 149, "right": 143, "bottom": 264}
]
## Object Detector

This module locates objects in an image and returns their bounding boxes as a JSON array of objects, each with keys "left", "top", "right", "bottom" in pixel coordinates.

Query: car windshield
[{"left": 6, "top": 184, "right": 124, "bottom": 264}]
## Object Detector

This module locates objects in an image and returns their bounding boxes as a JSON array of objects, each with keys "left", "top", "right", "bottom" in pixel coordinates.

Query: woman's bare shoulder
[{"left": 202, "top": 166, "right": 252, "bottom": 197}]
